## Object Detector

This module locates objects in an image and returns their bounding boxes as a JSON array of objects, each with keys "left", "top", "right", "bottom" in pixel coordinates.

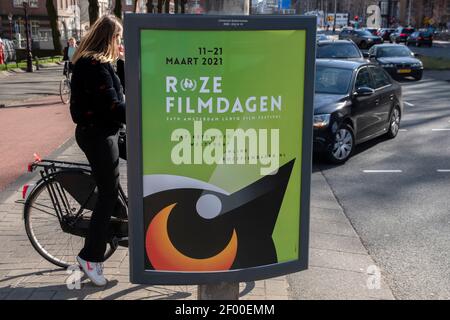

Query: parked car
[
  {"left": 368, "top": 44, "right": 423, "bottom": 80},
  {"left": 316, "top": 40, "right": 365, "bottom": 61},
  {"left": 378, "top": 28, "right": 396, "bottom": 42},
  {"left": 314, "top": 59, "right": 403, "bottom": 163},
  {"left": 339, "top": 29, "right": 383, "bottom": 49},
  {"left": 406, "top": 31, "right": 433, "bottom": 47},
  {"left": 316, "top": 33, "right": 330, "bottom": 41},
  {"left": 364, "top": 28, "right": 379, "bottom": 36},
  {"left": 390, "top": 27, "right": 415, "bottom": 43}
]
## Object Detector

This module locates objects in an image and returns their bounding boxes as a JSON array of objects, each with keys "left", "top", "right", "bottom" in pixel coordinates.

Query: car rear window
[
  {"left": 315, "top": 66, "right": 353, "bottom": 94},
  {"left": 317, "top": 43, "right": 362, "bottom": 59}
]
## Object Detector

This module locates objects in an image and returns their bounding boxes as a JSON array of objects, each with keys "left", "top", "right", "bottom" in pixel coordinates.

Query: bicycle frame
[{"left": 27, "top": 159, "right": 128, "bottom": 240}]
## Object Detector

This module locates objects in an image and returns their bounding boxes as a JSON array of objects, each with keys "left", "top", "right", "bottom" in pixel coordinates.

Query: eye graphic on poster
[{"left": 144, "top": 160, "right": 294, "bottom": 271}]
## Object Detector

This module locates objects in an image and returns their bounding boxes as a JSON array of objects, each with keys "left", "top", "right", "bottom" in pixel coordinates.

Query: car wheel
[
  {"left": 386, "top": 107, "right": 401, "bottom": 139},
  {"left": 327, "top": 125, "right": 354, "bottom": 164},
  {"left": 413, "top": 71, "right": 423, "bottom": 81}
]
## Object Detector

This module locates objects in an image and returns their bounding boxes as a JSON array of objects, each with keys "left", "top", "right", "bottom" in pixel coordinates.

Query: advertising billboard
[{"left": 125, "top": 15, "right": 315, "bottom": 284}]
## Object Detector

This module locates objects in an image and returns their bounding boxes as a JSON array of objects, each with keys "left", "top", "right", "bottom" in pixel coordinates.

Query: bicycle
[
  {"left": 60, "top": 61, "right": 71, "bottom": 105},
  {"left": 22, "top": 153, "right": 129, "bottom": 269}
]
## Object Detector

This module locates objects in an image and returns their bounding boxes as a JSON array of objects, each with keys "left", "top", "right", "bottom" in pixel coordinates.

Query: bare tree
[
  {"left": 157, "top": 0, "right": 163, "bottom": 13},
  {"left": 146, "top": 0, "right": 154, "bottom": 13},
  {"left": 114, "top": 0, "right": 122, "bottom": 19},
  {"left": 45, "top": 0, "right": 62, "bottom": 53},
  {"left": 88, "top": 0, "right": 99, "bottom": 25}
]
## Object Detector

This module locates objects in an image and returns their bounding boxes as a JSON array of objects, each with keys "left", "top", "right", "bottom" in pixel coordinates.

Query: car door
[
  {"left": 352, "top": 66, "right": 379, "bottom": 141},
  {"left": 349, "top": 30, "right": 359, "bottom": 43},
  {"left": 391, "top": 28, "right": 400, "bottom": 42},
  {"left": 340, "top": 29, "right": 350, "bottom": 40},
  {"left": 369, "top": 66, "right": 395, "bottom": 133}
]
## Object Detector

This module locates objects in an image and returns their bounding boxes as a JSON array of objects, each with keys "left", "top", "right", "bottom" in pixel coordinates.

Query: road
[
  {"left": 0, "top": 65, "right": 75, "bottom": 192},
  {"left": 410, "top": 42, "right": 450, "bottom": 59},
  {"left": 0, "top": 64, "right": 63, "bottom": 106},
  {"left": 315, "top": 71, "right": 450, "bottom": 299}
]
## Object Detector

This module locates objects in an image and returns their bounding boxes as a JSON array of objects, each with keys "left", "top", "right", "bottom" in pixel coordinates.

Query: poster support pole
[
  {"left": 197, "top": 0, "right": 250, "bottom": 300},
  {"left": 198, "top": 281, "right": 239, "bottom": 300}
]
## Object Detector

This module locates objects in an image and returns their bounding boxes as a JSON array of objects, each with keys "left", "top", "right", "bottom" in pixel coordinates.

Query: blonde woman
[{"left": 70, "top": 15, "right": 126, "bottom": 286}]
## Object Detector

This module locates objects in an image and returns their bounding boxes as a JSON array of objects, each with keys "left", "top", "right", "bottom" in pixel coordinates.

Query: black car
[
  {"left": 390, "top": 27, "right": 415, "bottom": 43},
  {"left": 339, "top": 29, "right": 383, "bottom": 49},
  {"left": 316, "top": 40, "right": 365, "bottom": 61},
  {"left": 406, "top": 31, "right": 433, "bottom": 47},
  {"left": 368, "top": 44, "right": 423, "bottom": 80},
  {"left": 378, "top": 28, "right": 396, "bottom": 42},
  {"left": 314, "top": 59, "right": 403, "bottom": 163},
  {"left": 364, "top": 28, "right": 379, "bottom": 36}
]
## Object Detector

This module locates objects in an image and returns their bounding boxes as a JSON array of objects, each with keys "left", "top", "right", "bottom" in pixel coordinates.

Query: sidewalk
[{"left": 0, "top": 138, "right": 395, "bottom": 300}]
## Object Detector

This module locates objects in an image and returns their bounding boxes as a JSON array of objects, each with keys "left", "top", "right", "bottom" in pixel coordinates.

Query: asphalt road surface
[
  {"left": 315, "top": 72, "right": 450, "bottom": 299},
  {"left": 0, "top": 64, "right": 63, "bottom": 106}
]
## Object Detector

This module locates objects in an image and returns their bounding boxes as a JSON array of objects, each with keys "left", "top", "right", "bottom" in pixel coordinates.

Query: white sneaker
[{"left": 76, "top": 256, "right": 107, "bottom": 286}]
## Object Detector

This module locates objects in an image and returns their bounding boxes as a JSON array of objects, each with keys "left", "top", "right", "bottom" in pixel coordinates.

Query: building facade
[
  {"left": 398, "top": 0, "right": 450, "bottom": 28},
  {"left": 0, "top": 0, "right": 82, "bottom": 49},
  {"left": 0, "top": 0, "right": 137, "bottom": 50}
]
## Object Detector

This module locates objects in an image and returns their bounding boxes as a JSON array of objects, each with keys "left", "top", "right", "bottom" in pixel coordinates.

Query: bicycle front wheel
[
  {"left": 59, "top": 79, "right": 71, "bottom": 104},
  {"left": 24, "top": 174, "right": 116, "bottom": 269}
]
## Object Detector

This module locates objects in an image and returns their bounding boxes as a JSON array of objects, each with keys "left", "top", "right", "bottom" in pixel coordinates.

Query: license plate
[{"left": 397, "top": 69, "right": 411, "bottom": 74}]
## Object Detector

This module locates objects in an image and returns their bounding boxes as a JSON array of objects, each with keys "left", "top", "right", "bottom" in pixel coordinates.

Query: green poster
[{"left": 140, "top": 29, "right": 306, "bottom": 272}]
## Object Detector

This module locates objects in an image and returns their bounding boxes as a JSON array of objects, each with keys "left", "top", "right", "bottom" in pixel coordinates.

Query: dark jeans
[{"left": 75, "top": 125, "right": 120, "bottom": 262}]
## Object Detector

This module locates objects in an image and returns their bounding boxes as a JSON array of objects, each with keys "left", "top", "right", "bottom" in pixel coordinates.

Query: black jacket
[
  {"left": 63, "top": 46, "right": 69, "bottom": 61},
  {"left": 70, "top": 57, "right": 126, "bottom": 129}
]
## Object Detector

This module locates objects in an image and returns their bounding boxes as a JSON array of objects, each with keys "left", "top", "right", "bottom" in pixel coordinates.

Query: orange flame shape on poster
[{"left": 145, "top": 203, "right": 238, "bottom": 271}]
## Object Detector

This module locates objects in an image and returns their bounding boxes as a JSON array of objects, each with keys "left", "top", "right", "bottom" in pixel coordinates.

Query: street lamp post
[
  {"left": 8, "top": 13, "right": 13, "bottom": 41},
  {"left": 23, "top": 1, "right": 33, "bottom": 73},
  {"left": 333, "top": 0, "right": 337, "bottom": 32},
  {"left": 407, "top": 0, "right": 413, "bottom": 26}
]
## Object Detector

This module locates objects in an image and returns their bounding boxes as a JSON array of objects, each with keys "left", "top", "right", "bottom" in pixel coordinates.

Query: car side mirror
[
  {"left": 354, "top": 87, "right": 375, "bottom": 97},
  {"left": 363, "top": 52, "right": 370, "bottom": 58}
]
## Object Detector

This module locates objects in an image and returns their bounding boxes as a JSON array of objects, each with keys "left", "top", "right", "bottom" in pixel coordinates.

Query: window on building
[
  {"left": 30, "top": 21, "right": 39, "bottom": 38},
  {"left": 126, "top": 0, "right": 133, "bottom": 5},
  {"left": 39, "top": 31, "right": 50, "bottom": 41},
  {"left": 14, "top": 0, "right": 38, "bottom": 7}
]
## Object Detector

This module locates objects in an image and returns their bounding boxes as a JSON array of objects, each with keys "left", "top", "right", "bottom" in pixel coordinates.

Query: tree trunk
[
  {"left": 114, "top": 0, "right": 122, "bottom": 19},
  {"left": 157, "top": 0, "right": 163, "bottom": 13},
  {"left": 165, "top": 0, "right": 170, "bottom": 13},
  {"left": 146, "top": 0, "right": 154, "bottom": 13},
  {"left": 88, "top": 0, "right": 99, "bottom": 25},
  {"left": 45, "top": 0, "right": 62, "bottom": 54}
]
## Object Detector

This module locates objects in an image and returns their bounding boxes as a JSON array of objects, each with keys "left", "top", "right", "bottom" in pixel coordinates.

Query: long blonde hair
[{"left": 72, "top": 15, "right": 122, "bottom": 64}]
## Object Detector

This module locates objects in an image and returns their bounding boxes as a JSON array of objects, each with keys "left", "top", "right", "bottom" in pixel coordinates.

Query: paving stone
[
  {"left": 287, "top": 267, "right": 394, "bottom": 300},
  {"left": 310, "top": 248, "right": 377, "bottom": 274},
  {"left": 5, "top": 287, "right": 34, "bottom": 300},
  {"left": 310, "top": 231, "right": 368, "bottom": 255},
  {"left": 310, "top": 219, "right": 358, "bottom": 237},
  {"left": 28, "top": 290, "right": 57, "bottom": 300}
]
